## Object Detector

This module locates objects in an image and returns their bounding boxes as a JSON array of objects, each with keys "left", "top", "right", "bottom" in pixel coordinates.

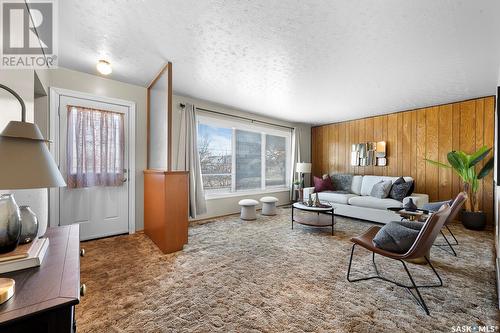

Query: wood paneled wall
[{"left": 311, "top": 96, "right": 495, "bottom": 224}]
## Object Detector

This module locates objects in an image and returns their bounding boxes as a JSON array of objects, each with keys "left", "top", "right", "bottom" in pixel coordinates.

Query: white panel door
[{"left": 59, "top": 96, "right": 129, "bottom": 240}]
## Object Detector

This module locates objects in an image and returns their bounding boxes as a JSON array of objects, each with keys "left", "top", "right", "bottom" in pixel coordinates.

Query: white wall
[
  {"left": 43, "top": 67, "right": 148, "bottom": 230},
  {"left": 148, "top": 71, "right": 168, "bottom": 169},
  {"left": 171, "top": 94, "right": 311, "bottom": 220},
  {"left": 34, "top": 96, "right": 49, "bottom": 138},
  {"left": 0, "top": 70, "right": 34, "bottom": 123},
  {"left": 495, "top": 80, "right": 499, "bottom": 258}
]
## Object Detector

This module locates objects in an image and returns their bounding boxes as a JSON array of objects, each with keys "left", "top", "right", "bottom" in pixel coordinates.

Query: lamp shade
[
  {"left": 296, "top": 162, "right": 312, "bottom": 173},
  {"left": 0, "top": 121, "right": 66, "bottom": 189}
]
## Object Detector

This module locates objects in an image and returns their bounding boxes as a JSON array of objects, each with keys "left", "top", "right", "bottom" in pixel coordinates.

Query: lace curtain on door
[{"left": 67, "top": 105, "right": 125, "bottom": 188}]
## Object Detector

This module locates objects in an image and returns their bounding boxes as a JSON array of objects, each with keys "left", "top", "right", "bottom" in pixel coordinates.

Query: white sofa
[{"left": 303, "top": 175, "right": 429, "bottom": 224}]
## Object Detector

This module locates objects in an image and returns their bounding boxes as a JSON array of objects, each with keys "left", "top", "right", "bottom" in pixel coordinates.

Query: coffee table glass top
[{"left": 293, "top": 202, "right": 333, "bottom": 211}]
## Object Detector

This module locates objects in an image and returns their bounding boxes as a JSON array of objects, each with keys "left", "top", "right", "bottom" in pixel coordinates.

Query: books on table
[{"left": 0, "top": 237, "right": 49, "bottom": 273}]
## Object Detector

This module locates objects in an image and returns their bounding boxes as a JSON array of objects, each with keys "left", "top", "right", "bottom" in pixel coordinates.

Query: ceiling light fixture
[{"left": 96, "top": 60, "right": 112, "bottom": 75}]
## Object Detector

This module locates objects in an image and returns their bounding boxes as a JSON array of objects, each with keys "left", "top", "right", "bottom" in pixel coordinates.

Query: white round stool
[
  {"left": 260, "top": 196, "right": 279, "bottom": 216},
  {"left": 238, "top": 199, "right": 259, "bottom": 220}
]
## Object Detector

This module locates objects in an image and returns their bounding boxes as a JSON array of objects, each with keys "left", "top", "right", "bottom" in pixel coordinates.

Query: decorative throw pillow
[
  {"left": 393, "top": 176, "right": 405, "bottom": 185},
  {"left": 350, "top": 175, "right": 363, "bottom": 195},
  {"left": 370, "top": 180, "right": 393, "bottom": 199},
  {"left": 407, "top": 180, "right": 415, "bottom": 196},
  {"left": 373, "top": 221, "right": 423, "bottom": 253},
  {"left": 389, "top": 177, "right": 413, "bottom": 201},
  {"left": 313, "top": 176, "right": 334, "bottom": 192},
  {"left": 331, "top": 174, "right": 353, "bottom": 192},
  {"left": 422, "top": 200, "right": 453, "bottom": 213}
]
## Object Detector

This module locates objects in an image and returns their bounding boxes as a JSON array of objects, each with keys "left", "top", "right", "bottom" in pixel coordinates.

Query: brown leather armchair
[{"left": 346, "top": 198, "right": 457, "bottom": 315}]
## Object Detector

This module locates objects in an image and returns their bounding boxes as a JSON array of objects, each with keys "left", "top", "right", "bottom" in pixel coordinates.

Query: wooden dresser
[
  {"left": 144, "top": 170, "right": 189, "bottom": 253},
  {"left": 0, "top": 225, "right": 81, "bottom": 333}
]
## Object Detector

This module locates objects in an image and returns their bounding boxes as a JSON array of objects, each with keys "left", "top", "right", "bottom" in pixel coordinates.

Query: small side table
[
  {"left": 0, "top": 225, "right": 81, "bottom": 332},
  {"left": 387, "top": 207, "right": 429, "bottom": 222},
  {"left": 397, "top": 209, "right": 428, "bottom": 222},
  {"left": 293, "top": 188, "right": 304, "bottom": 202}
]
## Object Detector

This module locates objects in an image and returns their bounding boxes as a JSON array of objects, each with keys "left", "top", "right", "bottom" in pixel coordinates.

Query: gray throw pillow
[
  {"left": 423, "top": 200, "right": 453, "bottom": 212},
  {"left": 389, "top": 177, "right": 413, "bottom": 201},
  {"left": 370, "top": 180, "right": 392, "bottom": 199},
  {"left": 330, "top": 174, "right": 353, "bottom": 192},
  {"left": 373, "top": 221, "right": 423, "bottom": 253}
]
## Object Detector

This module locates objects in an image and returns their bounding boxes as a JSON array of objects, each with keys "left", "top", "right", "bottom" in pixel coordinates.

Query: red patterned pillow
[{"left": 313, "top": 176, "right": 334, "bottom": 192}]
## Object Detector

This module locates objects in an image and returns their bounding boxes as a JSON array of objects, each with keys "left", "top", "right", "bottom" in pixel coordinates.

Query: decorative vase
[
  {"left": 461, "top": 211, "right": 486, "bottom": 230},
  {"left": 37, "top": 214, "right": 47, "bottom": 238},
  {"left": 404, "top": 198, "right": 417, "bottom": 212},
  {"left": 314, "top": 193, "right": 321, "bottom": 207},
  {"left": 0, "top": 194, "right": 21, "bottom": 253},
  {"left": 19, "top": 206, "right": 38, "bottom": 244},
  {"left": 307, "top": 193, "right": 313, "bottom": 206}
]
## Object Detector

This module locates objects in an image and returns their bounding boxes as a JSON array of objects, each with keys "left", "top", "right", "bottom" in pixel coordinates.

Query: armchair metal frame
[
  {"left": 347, "top": 244, "right": 442, "bottom": 315},
  {"left": 435, "top": 226, "right": 459, "bottom": 256}
]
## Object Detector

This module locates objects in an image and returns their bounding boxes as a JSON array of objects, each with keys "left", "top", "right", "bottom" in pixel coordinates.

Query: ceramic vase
[
  {"left": 314, "top": 193, "right": 321, "bottom": 207},
  {"left": 0, "top": 194, "right": 21, "bottom": 253},
  {"left": 19, "top": 206, "right": 38, "bottom": 244},
  {"left": 307, "top": 193, "right": 313, "bottom": 206}
]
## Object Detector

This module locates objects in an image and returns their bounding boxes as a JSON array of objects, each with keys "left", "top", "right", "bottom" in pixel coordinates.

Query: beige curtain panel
[
  {"left": 289, "top": 127, "right": 301, "bottom": 201},
  {"left": 175, "top": 103, "right": 207, "bottom": 218},
  {"left": 66, "top": 105, "right": 125, "bottom": 188}
]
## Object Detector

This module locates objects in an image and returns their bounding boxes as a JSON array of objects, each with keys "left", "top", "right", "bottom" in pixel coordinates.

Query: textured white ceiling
[{"left": 59, "top": 0, "right": 500, "bottom": 124}]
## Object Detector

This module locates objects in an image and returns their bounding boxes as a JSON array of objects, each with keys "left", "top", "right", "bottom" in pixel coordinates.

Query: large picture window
[{"left": 197, "top": 113, "right": 291, "bottom": 196}]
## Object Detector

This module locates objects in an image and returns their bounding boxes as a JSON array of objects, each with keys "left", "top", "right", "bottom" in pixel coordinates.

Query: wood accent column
[{"left": 311, "top": 96, "right": 496, "bottom": 225}]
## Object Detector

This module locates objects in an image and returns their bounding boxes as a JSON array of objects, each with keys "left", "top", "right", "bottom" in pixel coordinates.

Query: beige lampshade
[
  {"left": 296, "top": 162, "right": 312, "bottom": 173},
  {"left": 0, "top": 121, "right": 66, "bottom": 189}
]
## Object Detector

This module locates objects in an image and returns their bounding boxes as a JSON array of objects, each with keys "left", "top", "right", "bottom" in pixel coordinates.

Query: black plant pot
[{"left": 461, "top": 211, "right": 487, "bottom": 230}]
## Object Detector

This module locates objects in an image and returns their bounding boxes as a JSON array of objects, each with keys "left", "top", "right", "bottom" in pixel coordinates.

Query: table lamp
[
  {"left": 0, "top": 83, "right": 66, "bottom": 304},
  {"left": 296, "top": 162, "right": 312, "bottom": 188}
]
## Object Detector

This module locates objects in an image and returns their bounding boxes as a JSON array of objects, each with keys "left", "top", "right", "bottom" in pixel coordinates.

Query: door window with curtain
[{"left": 66, "top": 105, "right": 125, "bottom": 188}]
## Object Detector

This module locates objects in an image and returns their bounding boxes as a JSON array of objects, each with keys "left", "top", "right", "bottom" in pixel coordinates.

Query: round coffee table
[{"left": 291, "top": 202, "right": 335, "bottom": 235}]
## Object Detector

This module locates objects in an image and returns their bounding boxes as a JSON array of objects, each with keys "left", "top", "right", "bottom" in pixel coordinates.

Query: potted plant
[{"left": 425, "top": 146, "right": 494, "bottom": 230}]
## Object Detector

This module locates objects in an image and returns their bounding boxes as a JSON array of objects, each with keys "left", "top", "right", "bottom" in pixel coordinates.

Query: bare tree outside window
[
  {"left": 197, "top": 124, "right": 232, "bottom": 192},
  {"left": 265, "top": 134, "right": 286, "bottom": 186}
]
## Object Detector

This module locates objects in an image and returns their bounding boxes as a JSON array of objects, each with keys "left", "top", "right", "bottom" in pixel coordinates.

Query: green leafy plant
[{"left": 425, "top": 146, "right": 494, "bottom": 212}]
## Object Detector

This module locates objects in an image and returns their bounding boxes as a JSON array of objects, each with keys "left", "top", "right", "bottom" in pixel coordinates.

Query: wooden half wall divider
[
  {"left": 145, "top": 62, "right": 189, "bottom": 253},
  {"left": 311, "top": 96, "right": 495, "bottom": 225}
]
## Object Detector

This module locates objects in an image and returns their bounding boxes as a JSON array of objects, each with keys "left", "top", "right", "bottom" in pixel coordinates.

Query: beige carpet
[{"left": 77, "top": 207, "right": 499, "bottom": 332}]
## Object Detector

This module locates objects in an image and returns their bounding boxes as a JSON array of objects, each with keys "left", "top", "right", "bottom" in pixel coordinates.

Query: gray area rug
[{"left": 77, "top": 207, "right": 499, "bottom": 332}]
